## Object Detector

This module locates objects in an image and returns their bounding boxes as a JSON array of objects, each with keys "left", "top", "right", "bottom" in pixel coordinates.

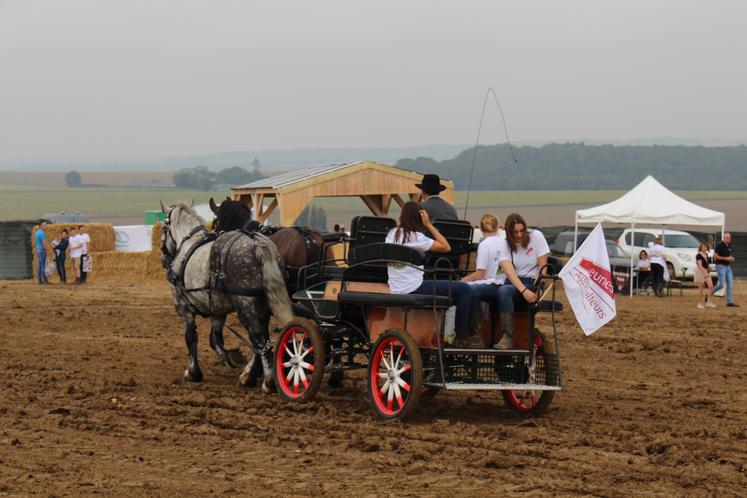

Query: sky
[{"left": 1, "top": 0, "right": 746, "bottom": 163}]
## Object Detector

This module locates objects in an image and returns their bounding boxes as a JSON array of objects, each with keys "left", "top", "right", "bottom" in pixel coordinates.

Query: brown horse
[{"left": 209, "top": 198, "right": 331, "bottom": 293}]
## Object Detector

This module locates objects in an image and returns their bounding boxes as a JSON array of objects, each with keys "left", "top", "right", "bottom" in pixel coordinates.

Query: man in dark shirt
[
  {"left": 712, "top": 232, "right": 737, "bottom": 307},
  {"left": 416, "top": 174, "right": 458, "bottom": 221},
  {"left": 54, "top": 229, "right": 70, "bottom": 284}
]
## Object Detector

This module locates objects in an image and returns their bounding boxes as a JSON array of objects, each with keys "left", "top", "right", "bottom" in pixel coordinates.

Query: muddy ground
[{"left": 1, "top": 280, "right": 746, "bottom": 496}]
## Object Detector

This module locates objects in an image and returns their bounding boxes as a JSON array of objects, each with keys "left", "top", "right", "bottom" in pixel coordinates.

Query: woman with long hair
[
  {"left": 494, "top": 213, "right": 550, "bottom": 350},
  {"left": 695, "top": 241, "right": 716, "bottom": 309},
  {"left": 385, "top": 201, "right": 481, "bottom": 347},
  {"left": 462, "top": 214, "right": 505, "bottom": 332}
]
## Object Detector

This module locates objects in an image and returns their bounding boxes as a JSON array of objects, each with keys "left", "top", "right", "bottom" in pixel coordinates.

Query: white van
[{"left": 616, "top": 228, "right": 713, "bottom": 279}]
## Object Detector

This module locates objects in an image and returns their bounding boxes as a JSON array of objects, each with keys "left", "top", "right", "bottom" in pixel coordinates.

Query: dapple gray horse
[{"left": 161, "top": 202, "right": 293, "bottom": 392}]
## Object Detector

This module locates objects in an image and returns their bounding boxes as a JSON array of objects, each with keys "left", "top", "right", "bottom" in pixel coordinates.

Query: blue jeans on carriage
[
  {"left": 409, "top": 280, "right": 472, "bottom": 340},
  {"left": 497, "top": 277, "right": 536, "bottom": 313}
]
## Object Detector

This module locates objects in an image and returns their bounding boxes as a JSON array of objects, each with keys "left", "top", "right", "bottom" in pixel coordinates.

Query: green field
[{"left": 3, "top": 185, "right": 747, "bottom": 228}]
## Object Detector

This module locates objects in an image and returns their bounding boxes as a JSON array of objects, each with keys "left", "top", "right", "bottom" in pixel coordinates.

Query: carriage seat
[{"left": 337, "top": 290, "right": 452, "bottom": 308}]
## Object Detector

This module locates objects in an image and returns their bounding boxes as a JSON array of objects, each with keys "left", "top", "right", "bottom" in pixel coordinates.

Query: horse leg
[
  {"left": 182, "top": 313, "right": 203, "bottom": 382},
  {"left": 238, "top": 350, "right": 260, "bottom": 388},
  {"left": 236, "top": 307, "right": 275, "bottom": 394},
  {"left": 209, "top": 315, "right": 246, "bottom": 369}
]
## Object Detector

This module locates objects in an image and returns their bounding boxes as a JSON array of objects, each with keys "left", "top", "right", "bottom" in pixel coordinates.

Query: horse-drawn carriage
[{"left": 274, "top": 216, "right": 564, "bottom": 420}]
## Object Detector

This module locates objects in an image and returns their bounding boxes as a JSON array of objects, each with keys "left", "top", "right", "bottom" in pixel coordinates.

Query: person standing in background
[
  {"left": 694, "top": 242, "right": 716, "bottom": 309},
  {"left": 54, "top": 229, "right": 70, "bottom": 284},
  {"left": 78, "top": 225, "right": 91, "bottom": 284},
  {"left": 712, "top": 232, "right": 737, "bottom": 307},
  {"left": 34, "top": 221, "right": 51, "bottom": 285},
  {"left": 69, "top": 226, "right": 82, "bottom": 284},
  {"left": 649, "top": 237, "right": 667, "bottom": 297}
]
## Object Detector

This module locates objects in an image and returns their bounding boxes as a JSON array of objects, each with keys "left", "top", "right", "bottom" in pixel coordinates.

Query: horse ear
[
  {"left": 209, "top": 197, "right": 218, "bottom": 214},
  {"left": 160, "top": 200, "right": 167, "bottom": 214}
]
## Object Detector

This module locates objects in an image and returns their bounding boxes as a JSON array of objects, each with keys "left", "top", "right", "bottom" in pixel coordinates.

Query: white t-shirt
[
  {"left": 69, "top": 234, "right": 83, "bottom": 258},
  {"left": 498, "top": 230, "right": 550, "bottom": 279},
  {"left": 649, "top": 244, "right": 666, "bottom": 268},
  {"left": 469, "top": 235, "right": 506, "bottom": 286},
  {"left": 636, "top": 259, "right": 650, "bottom": 271},
  {"left": 79, "top": 233, "right": 91, "bottom": 254},
  {"left": 384, "top": 228, "right": 434, "bottom": 294}
]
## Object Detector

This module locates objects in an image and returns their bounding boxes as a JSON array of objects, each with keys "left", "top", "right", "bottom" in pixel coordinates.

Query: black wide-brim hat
[{"left": 415, "top": 174, "right": 446, "bottom": 195}]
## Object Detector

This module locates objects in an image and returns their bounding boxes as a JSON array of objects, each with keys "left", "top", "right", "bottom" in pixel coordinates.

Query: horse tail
[{"left": 255, "top": 238, "right": 294, "bottom": 327}]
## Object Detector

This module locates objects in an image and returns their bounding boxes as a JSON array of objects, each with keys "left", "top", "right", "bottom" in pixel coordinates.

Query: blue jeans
[
  {"left": 36, "top": 250, "right": 48, "bottom": 283},
  {"left": 712, "top": 265, "right": 733, "bottom": 303},
  {"left": 497, "top": 277, "right": 535, "bottom": 313},
  {"left": 56, "top": 256, "right": 67, "bottom": 283},
  {"left": 411, "top": 280, "right": 472, "bottom": 339},
  {"left": 470, "top": 283, "right": 500, "bottom": 317}
]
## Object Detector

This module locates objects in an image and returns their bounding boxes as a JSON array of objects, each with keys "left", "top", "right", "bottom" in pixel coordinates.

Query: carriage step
[
  {"left": 438, "top": 382, "right": 561, "bottom": 391},
  {"left": 442, "top": 347, "right": 530, "bottom": 355}
]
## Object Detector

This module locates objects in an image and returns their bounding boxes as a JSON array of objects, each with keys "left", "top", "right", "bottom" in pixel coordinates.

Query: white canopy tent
[{"left": 574, "top": 175, "right": 726, "bottom": 296}]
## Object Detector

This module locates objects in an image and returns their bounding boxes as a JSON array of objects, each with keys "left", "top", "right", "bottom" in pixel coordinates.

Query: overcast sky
[{"left": 1, "top": 0, "right": 746, "bottom": 162}]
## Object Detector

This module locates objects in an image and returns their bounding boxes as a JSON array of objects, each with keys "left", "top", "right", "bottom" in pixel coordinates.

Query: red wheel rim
[
  {"left": 370, "top": 337, "right": 413, "bottom": 417},
  {"left": 507, "top": 338, "right": 544, "bottom": 413},
  {"left": 276, "top": 325, "right": 316, "bottom": 399}
]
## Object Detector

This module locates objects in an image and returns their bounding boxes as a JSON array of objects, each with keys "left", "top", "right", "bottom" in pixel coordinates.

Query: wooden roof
[{"left": 231, "top": 160, "right": 454, "bottom": 226}]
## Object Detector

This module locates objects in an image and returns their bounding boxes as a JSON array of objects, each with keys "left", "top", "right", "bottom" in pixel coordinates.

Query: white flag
[{"left": 559, "top": 224, "right": 616, "bottom": 335}]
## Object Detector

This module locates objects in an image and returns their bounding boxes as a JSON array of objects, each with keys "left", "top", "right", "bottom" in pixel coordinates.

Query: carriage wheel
[
  {"left": 367, "top": 329, "right": 423, "bottom": 420},
  {"left": 275, "top": 320, "right": 325, "bottom": 403},
  {"left": 502, "top": 333, "right": 555, "bottom": 417}
]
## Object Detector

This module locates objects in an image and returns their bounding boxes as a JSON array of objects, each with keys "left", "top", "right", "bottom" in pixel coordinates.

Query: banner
[
  {"left": 559, "top": 223, "right": 616, "bottom": 335},
  {"left": 114, "top": 225, "right": 153, "bottom": 253}
]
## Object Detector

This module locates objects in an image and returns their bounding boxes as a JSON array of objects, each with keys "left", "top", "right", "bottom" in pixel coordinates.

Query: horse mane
[{"left": 173, "top": 202, "right": 206, "bottom": 226}]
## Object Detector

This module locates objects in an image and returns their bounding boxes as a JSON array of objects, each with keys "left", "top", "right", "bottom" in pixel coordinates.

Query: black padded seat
[
  {"left": 337, "top": 291, "right": 452, "bottom": 308},
  {"left": 537, "top": 300, "right": 563, "bottom": 313}
]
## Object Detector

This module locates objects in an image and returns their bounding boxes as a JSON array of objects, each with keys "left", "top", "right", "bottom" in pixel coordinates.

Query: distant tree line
[
  {"left": 173, "top": 159, "right": 263, "bottom": 191},
  {"left": 396, "top": 143, "right": 747, "bottom": 190}
]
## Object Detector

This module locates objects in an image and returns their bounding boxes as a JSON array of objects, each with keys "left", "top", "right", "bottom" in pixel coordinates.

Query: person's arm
[
  {"left": 697, "top": 256, "right": 706, "bottom": 272},
  {"left": 462, "top": 268, "right": 486, "bottom": 283},
  {"left": 537, "top": 253, "right": 549, "bottom": 277},
  {"left": 499, "top": 260, "right": 538, "bottom": 303},
  {"left": 42, "top": 237, "right": 51, "bottom": 254},
  {"left": 420, "top": 210, "right": 450, "bottom": 253}
]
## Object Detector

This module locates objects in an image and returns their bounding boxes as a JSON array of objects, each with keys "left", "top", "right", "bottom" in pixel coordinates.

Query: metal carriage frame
[{"left": 274, "top": 219, "right": 564, "bottom": 420}]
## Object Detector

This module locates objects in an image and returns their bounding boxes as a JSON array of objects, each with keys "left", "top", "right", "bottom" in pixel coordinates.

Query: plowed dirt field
[{"left": 1, "top": 280, "right": 746, "bottom": 496}]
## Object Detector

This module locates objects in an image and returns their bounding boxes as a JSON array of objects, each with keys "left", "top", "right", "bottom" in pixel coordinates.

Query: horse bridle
[{"left": 160, "top": 207, "right": 206, "bottom": 272}]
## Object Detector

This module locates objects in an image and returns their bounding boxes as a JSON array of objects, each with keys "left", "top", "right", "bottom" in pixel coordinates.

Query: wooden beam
[
  {"left": 391, "top": 193, "right": 405, "bottom": 208},
  {"left": 257, "top": 197, "right": 278, "bottom": 224},
  {"left": 360, "top": 195, "right": 386, "bottom": 217},
  {"left": 381, "top": 194, "right": 393, "bottom": 215}
]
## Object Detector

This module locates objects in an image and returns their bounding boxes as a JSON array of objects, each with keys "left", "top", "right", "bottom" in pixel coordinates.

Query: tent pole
[{"left": 630, "top": 223, "right": 635, "bottom": 298}]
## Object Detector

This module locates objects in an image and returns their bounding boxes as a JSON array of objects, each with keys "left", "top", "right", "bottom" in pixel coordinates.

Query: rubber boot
[{"left": 493, "top": 312, "right": 514, "bottom": 350}]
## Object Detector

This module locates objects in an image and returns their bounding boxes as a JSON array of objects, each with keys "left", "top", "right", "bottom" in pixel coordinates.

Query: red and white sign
[{"left": 559, "top": 224, "right": 616, "bottom": 335}]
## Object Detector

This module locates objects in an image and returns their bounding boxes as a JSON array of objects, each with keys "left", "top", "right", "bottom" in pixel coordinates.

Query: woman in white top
[
  {"left": 462, "top": 214, "right": 505, "bottom": 336},
  {"left": 494, "top": 213, "right": 550, "bottom": 350},
  {"left": 635, "top": 250, "right": 652, "bottom": 292},
  {"left": 385, "top": 201, "right": 478, "bottom": 347},
  {"left": 649, "top": 237, "right": 667, "bottom": 297}
]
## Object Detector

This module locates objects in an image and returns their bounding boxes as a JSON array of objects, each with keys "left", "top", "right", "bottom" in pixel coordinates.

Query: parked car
[
  {"left": 615, "top": 228, "right": 713, "bottom": 279},
  {"left": 551, "top": 231, "right": 632, "bottom": 293}
]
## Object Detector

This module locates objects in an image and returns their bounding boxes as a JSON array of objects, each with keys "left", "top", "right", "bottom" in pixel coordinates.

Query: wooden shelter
[{"left": 231, "top": 161, "right": 454, "bottom": 226}]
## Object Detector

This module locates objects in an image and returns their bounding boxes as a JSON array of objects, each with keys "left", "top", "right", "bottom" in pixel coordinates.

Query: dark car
[{"left": 551, "top": 231, "right": 632, "bottom": 293}]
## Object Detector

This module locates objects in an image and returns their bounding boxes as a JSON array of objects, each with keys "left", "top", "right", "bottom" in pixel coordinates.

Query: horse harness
[{"left": 161, "top": 216, "right": 264, "bottom": 317}]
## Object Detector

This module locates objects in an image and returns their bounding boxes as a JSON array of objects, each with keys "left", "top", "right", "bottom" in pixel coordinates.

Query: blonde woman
[{"left": 695, "top": 242, "right": 715, "bottom": 309}]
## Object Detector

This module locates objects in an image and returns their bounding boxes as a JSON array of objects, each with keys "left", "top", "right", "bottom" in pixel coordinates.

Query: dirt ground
[{"left": 1, "top": 279, "right": 746, "bottom": 497}]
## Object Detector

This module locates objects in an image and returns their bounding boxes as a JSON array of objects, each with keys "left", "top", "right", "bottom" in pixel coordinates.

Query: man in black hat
[{"left": 416, "top": 174, "right": 458, "bottom": 221}]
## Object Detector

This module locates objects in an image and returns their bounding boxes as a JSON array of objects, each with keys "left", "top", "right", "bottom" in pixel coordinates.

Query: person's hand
[
  {"left": 419, "top": 210, "right": 431, "bottom": 226},
  {"left": 731, "top": 256, "right": 736, "bottom": 262},
  {"left": 522, "top": 288, "right": 538, "bottom": 303}
]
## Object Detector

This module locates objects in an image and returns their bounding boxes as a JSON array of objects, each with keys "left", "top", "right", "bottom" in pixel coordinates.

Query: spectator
[
  {"left": 54, "top": 229, "right": 70, "bottom": 284},
  {"left": 339, "top": 224, "right": 347, "bottom": 235},
  {"left": 712, "top": 232, "right": 737, "bottom": 307},
  {"left": 78, "top": 225, "right": 91, "bottom": 284},
  {"left": 34, "top": 221, "right": 51, "bottom": 285},
  {"left": 649, "top": 237, "right": 667, "bottom": 297},
  {"left": 695, "top": 242, "right": 716, "bottom": 309},
  {"left": 333, "top": 224, "right": 340, "bottom": 233},
  {"left": 636, "top": 250, "right": 652, "bottom": 294},
  {"left": 416, "top": 174, "right": 458, "bottom": 221},
  {"left": 69, "top": 226, "right": 82, "bottom": 284}
]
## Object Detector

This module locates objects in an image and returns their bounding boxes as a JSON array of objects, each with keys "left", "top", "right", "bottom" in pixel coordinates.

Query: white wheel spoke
[
  {"left": 283, "top": 360, "right": 293, "bottom": 368},
  {"left": 380, "top": 379, "right": 390, "bottom": 395},
  {"left": 292, "top": 336, "right": 299, "bottom": 356},
  {"left": 293, "top": 365, "right": 300, "bottom": 388},
  {"left": 395, "top": 346, "right": 404, "bottom": 370},
  {"left": 298, "top": 366, "right": 308, "bottom": 385},
  {"left": 377, "top": 372, "right": 388, "bottom": 378},
  {"left": 393, "top": 382, "right": 403, "bottom": 408},
  {"left": 285, "top": 366, "right": 295, "bottom": 381},
  {"left": 298, "top": 361, "right": 313, "bottom": 371},
  {"left": 396, "top": 363, "right": 411, "bottom": 375},
  {"left": 381, "top": 353, "right": 391, "bottom": 370},
  {"left": 299, "top": 347, "right": 313, "bottom": 360},
  {"left": 387, "top": 380, "right": 394, "bottom": 406}
]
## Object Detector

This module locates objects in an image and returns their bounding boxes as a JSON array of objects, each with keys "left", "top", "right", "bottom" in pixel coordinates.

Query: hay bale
[
  {"left": 90, "top": 251, "right": 149, "bottom": 281},
  {"left": 145, "top": 222, "right": 167, "bottom": 280},
  {"left": 31, "top": 223, "right": 115, "bottom": 253}
]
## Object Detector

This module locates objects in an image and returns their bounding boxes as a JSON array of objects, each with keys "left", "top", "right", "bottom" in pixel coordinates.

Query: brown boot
[{"left": 493, "top": 312, "right": 514, "bottom": 350}]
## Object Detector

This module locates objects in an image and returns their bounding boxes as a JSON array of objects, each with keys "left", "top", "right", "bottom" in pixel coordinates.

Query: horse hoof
[
  {"left": 237, "top": 373, "right": 257, "bottom": 388},
  {"left": 261, "top": 378, "right": 276, "bottom": 394},
  {"left": 184, "top": 369, "right": 203, "bottom": 382},
  {"left": 225, "top": 349, "right": 247, "bottom": 369}
]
